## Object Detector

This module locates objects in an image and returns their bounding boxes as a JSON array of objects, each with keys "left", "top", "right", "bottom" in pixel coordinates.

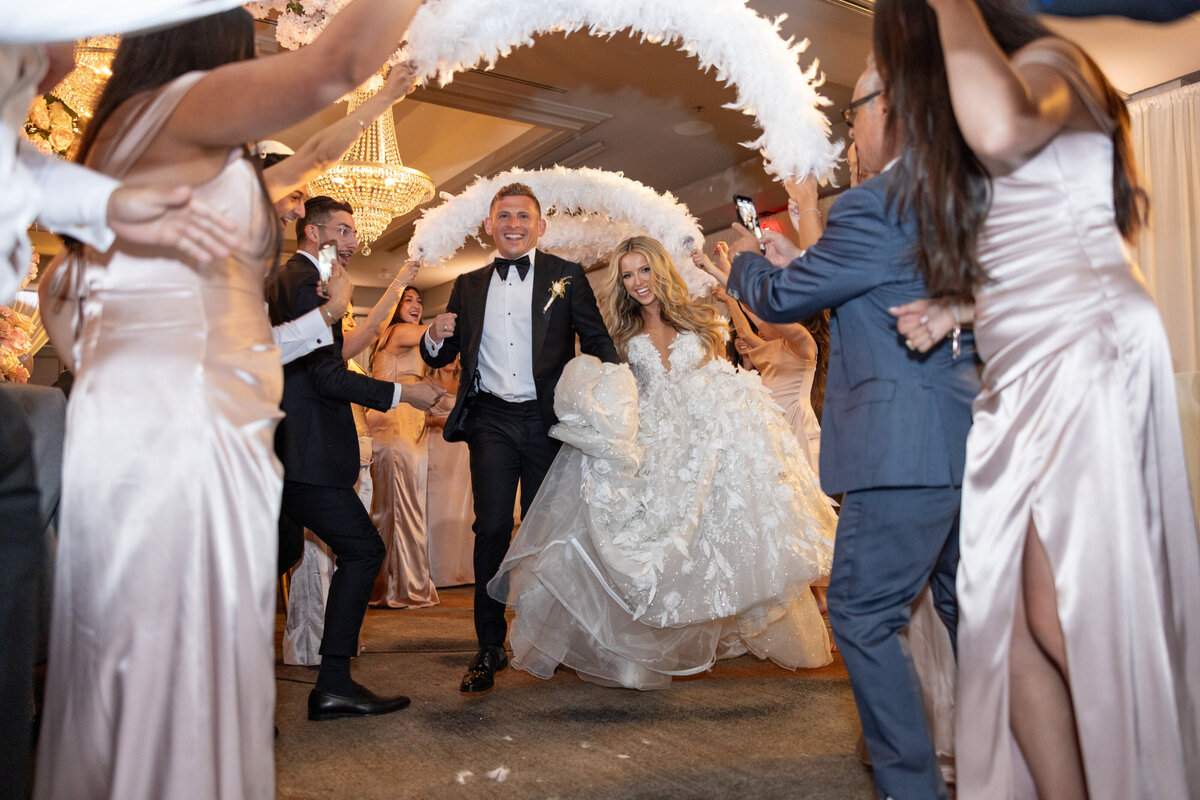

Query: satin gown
[
  {"left": 367, "top": 340, "right": 437, "bottom": 607},
  {"left": 426, "top": 391, "right": 475, "bottom": 587},
  {"left": 955, "top": 49, "right": 1200, "bottom": 800},
  {"left": 491, "top": 332, "right": 838, "bottom": 690},
  {"left": 35, "top": 73, "right": 280, "bottom": 800},
  {"left": 746, "top": 338, "right": 822, "bottom": 472}
]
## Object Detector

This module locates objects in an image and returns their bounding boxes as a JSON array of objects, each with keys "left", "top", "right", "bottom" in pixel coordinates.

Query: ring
[{"left": 905, "top": 338, "right": 915, "bottom": 351}]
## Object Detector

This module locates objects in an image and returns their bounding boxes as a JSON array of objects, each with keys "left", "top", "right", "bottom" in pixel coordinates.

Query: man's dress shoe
[
  {"left": 307, "top": 683, "right": 411, "bottom": 721},
  {"left": 460, "top": 646, "right": 509, "bottom": 693}
]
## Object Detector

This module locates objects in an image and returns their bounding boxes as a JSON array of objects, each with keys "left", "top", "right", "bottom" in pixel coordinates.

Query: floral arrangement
[
  {"left": 0, "top": 306, "right": 34, "bottom": 383},
  {"left": 408, "top": 165, "right": 715, "bottom": 296},
  {"left": 24, "top": 94, "right": 80, "bottom": 157},
  {"left": 250, "top": 0, "right": 840, "bottom": 184}
]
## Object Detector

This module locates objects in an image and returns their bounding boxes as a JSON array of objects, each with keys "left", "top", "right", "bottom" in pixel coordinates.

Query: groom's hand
[{"left": 427, "top": 312, "right": 456, "bottom": 343}]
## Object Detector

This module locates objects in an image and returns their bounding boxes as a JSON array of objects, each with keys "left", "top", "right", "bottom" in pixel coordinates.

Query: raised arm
[
  {"left": 927, "top": 0, "right": 1087, "bottom": 166},
  {"left": 785, "top": 175, "right": 824, "bottom": 252},
  {"left": 264, "top": 63, "right": 419, "bottom": 203},
  {"left": 163, "top": 0, "right": 425, "bottom": 155},
  {"left": 707, "top": 280, "right": 765, "bottom": 350},
  {"left": 341, "top": 261, "right": 419, "bottom": 358}
]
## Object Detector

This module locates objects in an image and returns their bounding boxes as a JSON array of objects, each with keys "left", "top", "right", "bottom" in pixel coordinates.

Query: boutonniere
[{"left": 543, "top": 277, "right": 571, "bottom": 313}]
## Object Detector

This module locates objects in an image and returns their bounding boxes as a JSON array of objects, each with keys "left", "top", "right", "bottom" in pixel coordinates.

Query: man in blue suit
[
  {"left": 1028, "top": 0, "right": 1199, "bottom": 21},
  {"left": 723, "top": 63, "right": 979, "bottom": 800}
]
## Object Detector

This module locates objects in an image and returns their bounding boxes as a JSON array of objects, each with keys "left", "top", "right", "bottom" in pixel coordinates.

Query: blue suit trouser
[{"left": 828, "top": 486, "right": 961, "bottom": 800}]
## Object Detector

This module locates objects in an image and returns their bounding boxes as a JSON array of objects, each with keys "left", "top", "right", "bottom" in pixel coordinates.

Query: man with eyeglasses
[
  {"left": 266, "top": 195, "right": 444, "bottom": 721},
  {"left": 715, "top": 60, "right": 980, "bottom": 800}
]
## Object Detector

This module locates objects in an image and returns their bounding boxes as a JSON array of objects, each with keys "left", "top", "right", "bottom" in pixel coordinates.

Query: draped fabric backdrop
[
  {"left": 1131, "top": 81, "right": 1200, "bottom": 531},
  {"left": 1129, "top": 81, "right": 1200, "bottom": 374}
]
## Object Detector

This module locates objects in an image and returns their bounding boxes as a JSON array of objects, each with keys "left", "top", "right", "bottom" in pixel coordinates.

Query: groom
[
  {"left": 724, "top": 62, "right": 979, "bottom": 800},
  {"left": 421, "top": 183, "right": 618, "bottom": 693}
]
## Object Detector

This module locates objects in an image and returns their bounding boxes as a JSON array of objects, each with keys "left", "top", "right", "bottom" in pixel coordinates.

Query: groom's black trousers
[{"left": 466, "top": 393, "right": 559, "bottom": 648}]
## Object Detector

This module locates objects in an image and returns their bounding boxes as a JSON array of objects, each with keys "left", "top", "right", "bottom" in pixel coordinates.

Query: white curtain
[{"left": 1129, "top": 82, "right": 1200, "bottom": 374}]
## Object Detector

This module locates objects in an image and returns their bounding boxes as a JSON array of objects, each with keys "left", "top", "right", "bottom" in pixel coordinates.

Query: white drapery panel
[{"left": 1130, "top": 82, "right": 1200, "bottom": 374}]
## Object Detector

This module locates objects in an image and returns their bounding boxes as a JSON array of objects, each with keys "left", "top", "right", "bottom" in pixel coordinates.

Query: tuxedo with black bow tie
[{"left": 420, "top": 249, "right": 617, "bottom": 664}]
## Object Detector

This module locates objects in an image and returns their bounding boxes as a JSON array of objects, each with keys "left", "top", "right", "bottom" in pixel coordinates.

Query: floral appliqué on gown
[{"left": 490, "top": 331, "right": 837, "bottom": 689}]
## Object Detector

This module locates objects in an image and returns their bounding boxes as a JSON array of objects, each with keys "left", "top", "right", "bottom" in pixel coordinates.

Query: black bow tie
[{"left": 494, "top": 255, "right": 531, "bottom": 281}]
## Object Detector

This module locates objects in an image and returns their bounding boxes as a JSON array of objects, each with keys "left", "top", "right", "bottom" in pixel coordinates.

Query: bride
[{"left": 489, "top": 235, "right": 837, "bottom": 690}]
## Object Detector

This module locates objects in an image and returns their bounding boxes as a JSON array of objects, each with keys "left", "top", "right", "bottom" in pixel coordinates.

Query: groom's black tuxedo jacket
[
  {"left": 267, "top": 251, "right": 394, "bottom": 488},
  {"left": 420, "top": 251, "right": 618, "bottom": 442}
]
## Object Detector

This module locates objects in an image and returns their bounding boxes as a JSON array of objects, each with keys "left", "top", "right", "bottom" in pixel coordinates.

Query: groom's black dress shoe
[
  {"left": 460, "top": 646, "right": 509, "bottom": 693},
  {"left": 307, "top": 683, "right": 411, "bottom": 721}
]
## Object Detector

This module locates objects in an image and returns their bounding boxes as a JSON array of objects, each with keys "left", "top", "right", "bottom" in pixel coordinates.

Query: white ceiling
[{"left": 258, "top": 2, "right": 1200, "bottom": 295}]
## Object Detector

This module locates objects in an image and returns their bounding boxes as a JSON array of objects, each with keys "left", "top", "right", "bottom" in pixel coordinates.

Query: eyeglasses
[
  {"left": 841, "top": 90, "right": 882, "bottom": 128},
  {"left": 316, "top": 222, "right": 357, "bottom": 239}
]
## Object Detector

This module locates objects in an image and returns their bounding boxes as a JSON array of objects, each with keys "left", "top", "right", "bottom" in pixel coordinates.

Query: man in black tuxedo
[
  {"left": 267, "top": 196, "right": 443, "bottom": 720},
  {"left": 421, "top": 183, "right": 618, "bottom": 693}
]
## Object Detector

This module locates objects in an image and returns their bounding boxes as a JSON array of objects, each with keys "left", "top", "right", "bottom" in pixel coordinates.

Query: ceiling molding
[{"left": 411, "top": 72, "right": 611, "bottom": 133}]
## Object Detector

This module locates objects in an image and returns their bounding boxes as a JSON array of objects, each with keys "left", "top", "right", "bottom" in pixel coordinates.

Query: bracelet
[
  {"left": 949, "top": 301, "right": 962, "bottom": 361},
  {"left": 796, "top": 208, "right": 821, "bottom": 219},
  {"left": 320, "top": 305, "right": 335, "bottom": 326}
]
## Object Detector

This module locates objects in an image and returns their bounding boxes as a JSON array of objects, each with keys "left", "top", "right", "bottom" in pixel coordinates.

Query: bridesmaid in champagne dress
[
  {"left": 368, "top": 287, "right": 438, "bottom": 607},
  {"left": 880, "top": 2, "right": 1200, "bottom": 798},
  {"left": 425, "top": 360, "right": 475, "bottom": 587},
  {"left": 32, "top": 5, "right": 427, "bottom": 798}
]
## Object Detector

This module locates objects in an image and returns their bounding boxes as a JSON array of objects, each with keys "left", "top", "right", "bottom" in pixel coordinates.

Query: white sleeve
[
  {"left": 21, "top": 145, "right": 118, "bottom": 252},
  {"left": 273, "top": 308, "right": 333, "bottom": 365},
  {"left": 423, "top": 328, "right": 443, "bottom": 356}
]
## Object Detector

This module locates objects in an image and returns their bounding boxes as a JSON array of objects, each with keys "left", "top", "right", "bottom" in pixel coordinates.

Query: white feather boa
[
  {"left": 248, "top": 0, "right": 840, "bottom": 183},
  {"left": 409, "top": 166, "right": 715, "bottom": 296}
]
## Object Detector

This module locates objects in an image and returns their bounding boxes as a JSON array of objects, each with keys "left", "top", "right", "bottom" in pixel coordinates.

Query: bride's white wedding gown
[{"left": 489, "top": 331, "right": 837, "bottom": 690}]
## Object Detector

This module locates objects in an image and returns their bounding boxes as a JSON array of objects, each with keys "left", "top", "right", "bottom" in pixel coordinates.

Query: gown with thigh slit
[
  {"left": 426, "top": 391, "right": 475, "bottom": 587},
  {"left": 954, "top": 48, "right": 1200, "bottom": 800},
  {"left": 34, "top": 72, "right": 281, "bottom": 800},
  {"left": 366, "top": 341, "right": 437, "bottom": 607},
  {"left": 489, "top": 331, "right": 838, "bottom": 690}
]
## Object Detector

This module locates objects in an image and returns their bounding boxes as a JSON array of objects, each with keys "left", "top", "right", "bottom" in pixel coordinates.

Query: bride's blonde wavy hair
[{"left": 601, "top": 236, "right": 726, "bottom": 362}]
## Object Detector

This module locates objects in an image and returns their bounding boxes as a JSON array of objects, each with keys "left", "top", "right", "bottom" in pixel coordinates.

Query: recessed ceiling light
[{"left": 673, "top": 120, "right": 714, "bottom": 137}]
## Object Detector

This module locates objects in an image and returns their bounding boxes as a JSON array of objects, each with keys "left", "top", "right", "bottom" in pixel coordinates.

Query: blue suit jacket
[{"left": 728, "top": 170, "right": 980, "bottom": 496}]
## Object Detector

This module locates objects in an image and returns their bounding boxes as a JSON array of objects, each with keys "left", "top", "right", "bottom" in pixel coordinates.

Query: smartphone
[
  {"left": 316, "top": 239, "right": 337, "bottom": 282},
  {"left": 733, "top": 194, "right": 763, "bottom": 239}
]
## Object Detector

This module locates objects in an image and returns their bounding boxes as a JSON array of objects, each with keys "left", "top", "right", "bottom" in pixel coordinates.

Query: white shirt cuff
[
  {"left": 391, "top": 384, "right": 404, "bottom": 408},
  {"left": 423, "top": 328, "right": 442, "bottom": 355},
  {"left": 273, "top": 308, "right": 332, "bottom": 365}
]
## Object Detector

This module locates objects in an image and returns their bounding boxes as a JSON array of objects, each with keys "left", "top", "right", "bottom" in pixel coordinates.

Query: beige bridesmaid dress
[
  {"left": 955, "top": 49, "right": 1200, "bottom": 800},
  {"left": 366, "top": 341, "right": 437, "bottom": 607},
  {"left": 35, "top": 73, "right": 281, "bottom": 800}
]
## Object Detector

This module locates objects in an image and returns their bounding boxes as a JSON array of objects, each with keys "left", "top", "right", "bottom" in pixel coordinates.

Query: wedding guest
[
  {"left": 1, "top": 26, "right": 244, "bottom": 800},
  {"left": 707, "top": 58, "right": 980, "bottom": 800},
  {"left": 33, "top": 5, "right": 429, "bottom": 798},
  {"left": 421, "top": 182, "right": 618, "bottom": 693},
  {"left": 490, "top": 236, "right": 837, "bottom": 690},
  {"left": 368, "top": 286, "right": 440, "bottom": 608},
  {"left": 268, "top": 196, "right": 442, "bottom": 721},
  {"left": 425, "top": 359, "right": 475, "bottom": 587},
  {"left": 283, "top": 315, "right": 375, "bottom": 667},
  {"left": 876, "top": 1, "right": 1200, "bottom": 797},
  {"left": 1027, "top": 0, "right": 1200, "bottom": 20}
]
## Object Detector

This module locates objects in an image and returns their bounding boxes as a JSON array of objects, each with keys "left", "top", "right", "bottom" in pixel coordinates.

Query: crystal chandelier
[
  {"left": 50, "top": 35, "right": 120, "bottom": 119},
  {"left": 308, "top": 78, "right": 435, "bottom": 255}
]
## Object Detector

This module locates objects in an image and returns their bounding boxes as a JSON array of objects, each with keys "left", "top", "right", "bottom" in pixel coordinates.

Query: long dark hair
[
  {"left": 874, "top": 0, "right": 1146, "bottom": 296},
  {"left": 76, "top": 9, "right": 255, "bottom": 165},
  {"left": 802, "top": 310, "right": 830, "bottom": 422}
]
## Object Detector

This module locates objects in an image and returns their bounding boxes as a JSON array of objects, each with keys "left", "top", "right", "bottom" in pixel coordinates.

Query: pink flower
[{"left": 49, "top": 124, "right": 74, "bottom": 153}]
